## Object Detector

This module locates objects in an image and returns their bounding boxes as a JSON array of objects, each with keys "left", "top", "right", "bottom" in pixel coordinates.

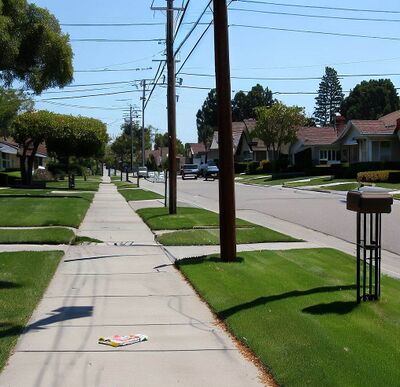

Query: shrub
[
  {"left": 246, "top": 161, "right": 259, "bottom": 175},
  {"left": 259, "top": 159, "right": 272, "bottom": 172},
  {"left": 0, "top": 173, "right": 9, "bottom": 187},
  {"left": 357, "top": 170, "right": 400, "bottom": 183},
  {"left": 344, "top": 162, "right": 400, "bottom": 178},
  {"left": 33, "top": 168, "right": 53, "bottom": 181},
  {"left": 234, "top": 162, "right": 249, "bottom": 174}
]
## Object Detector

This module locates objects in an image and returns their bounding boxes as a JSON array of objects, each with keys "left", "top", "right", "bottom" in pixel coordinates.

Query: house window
[
  {"left": 319, "top": 149, "right": 340, "bottom": 162},
  {"left": 1, "top": 153, "right": 11, "bottom": 169},
  {"left": 380, "top": 142, "right": 391, "bottom": 161}
]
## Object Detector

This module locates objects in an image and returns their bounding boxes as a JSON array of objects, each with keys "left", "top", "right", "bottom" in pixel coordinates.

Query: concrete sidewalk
[{"left": 0, "top": 176, "right": 265, "bottom": 387}]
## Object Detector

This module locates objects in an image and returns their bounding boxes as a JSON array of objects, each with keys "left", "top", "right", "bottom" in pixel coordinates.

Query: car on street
[
  {"left": 138, "top": 166, "right": 148, "bottom": 178},
  {"left": 181, "top": 164, "right": 199, "bottom": 180},
  {"left": 199, "top": 161, "right": 219, "bottom": 179}
]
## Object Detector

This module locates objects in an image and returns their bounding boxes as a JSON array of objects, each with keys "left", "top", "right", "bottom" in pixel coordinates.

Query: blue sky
[{"left": 31, "top": 0, "right": 400, "bottom": 144}]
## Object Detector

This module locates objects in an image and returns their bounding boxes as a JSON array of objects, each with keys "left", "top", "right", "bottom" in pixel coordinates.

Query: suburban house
[
  {"left": 289, "top": 112, "right": 400, "bottom": 166},
  {"left": 335, "top": 111, "right": 400, "bottom": 163},
  {"left": 187, "top": 143, "right": 207, "bottom": 164},
  {"left": 208, "top": 120, "right": 255, "bottom": 162},
  {"left": 0, "top": 138, "right": 48, "bottom": 171},
  {"left": 145, "top": 146, "right": 169, "bottom": 167}
]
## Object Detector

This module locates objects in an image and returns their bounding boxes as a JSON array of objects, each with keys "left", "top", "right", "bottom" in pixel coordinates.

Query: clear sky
[{"left": 31, "top": 0, "right": 400, "bottom": 144}]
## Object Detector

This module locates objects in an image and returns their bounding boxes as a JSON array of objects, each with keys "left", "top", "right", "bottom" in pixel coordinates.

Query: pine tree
[{"left": 314, "top": 67, "right": 344, "bottom": 127}]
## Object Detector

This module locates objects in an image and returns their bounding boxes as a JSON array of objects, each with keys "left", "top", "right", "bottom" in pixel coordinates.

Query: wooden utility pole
[
  {"left": 129, "top": 105, "right": 134, "bottom": 173},
  {"left": 141, "top": 80, "right": 146, "bottom": 167},
  {"left": 213, "top": 0, "right": 237, "bottom": 261},
  {"left": 167, "top": 0, "right": 177, "bottom": 214}
]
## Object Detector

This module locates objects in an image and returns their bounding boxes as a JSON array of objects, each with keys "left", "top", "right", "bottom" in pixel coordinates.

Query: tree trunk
[
  {"left": 19, "top": 153, "right": 27, "bottom": 185},
  {"left": 26, "top": 144, "right": 39, "bottom": 186}
]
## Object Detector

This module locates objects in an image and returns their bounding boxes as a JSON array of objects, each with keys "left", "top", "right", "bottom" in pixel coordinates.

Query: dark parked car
[
  {"left": 181, "top": 164, "right": 199, "bottom": 180},
  {"left": 199, "top": 161, "right": 219, "bottom": 179}
]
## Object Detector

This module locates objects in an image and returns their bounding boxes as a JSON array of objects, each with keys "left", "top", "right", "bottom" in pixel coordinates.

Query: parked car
[
  {"left": 181, "top": 164, "right": 199, "bottom": 180},
  {"left": 138, "top": 166, "right": 148, "bottom": 178},
  {"left": 199, "top": 161, "right": 219, "bottom": 179}
]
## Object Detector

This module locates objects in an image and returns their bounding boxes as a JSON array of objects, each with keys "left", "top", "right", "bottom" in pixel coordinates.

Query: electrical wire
[
  {"left": 37, "top": 89, "right": 142, "bottom": 101},
  {"left": 230, "top": 7, "right": 400, "bottom": 23},
  {"left": 70, "top": 38, "right": 165, "bottom": 43},
  {"left": 39, "top": 101, "right": 128, "bottom": 111},
  {"left": 237, "top": 0, "right": 400, "bottom": 15},
  {"left": 74, "top": 67, "right": 152, "bottom": 73},
  {"left": 180, "top": 72, "right": 400, "bottom": 81},
  {"left": 230, "top": 24, "right": 400, "bottom": 42}
]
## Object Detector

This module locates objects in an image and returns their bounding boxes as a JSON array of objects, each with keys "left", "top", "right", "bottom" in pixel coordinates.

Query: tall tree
[
  {"left": 154, "top": 132, "right": 184, "bottom": 154},
  {"left": 253, "top": 102, "right": 306, "bottom": 163},
  {"left": 12, "top": 111, "right": 57, "bottom": 184},
  {"left": 121, "top": 121, "right": 152, "bottom": 162},
  {"left": 0, "top": 87, "right": 33, "bottom": 137},
  {"left": 314, "top": 67, "right": 344, "bottom": 127},
  {"left": 232, "top": 85, "right": 274, "bottom": 121},
  {"left": 341, "top": 79, "right": 400, "bottom": 120},
  {"left": 0, "top": 0, "right": 73, "bottom": 93}
]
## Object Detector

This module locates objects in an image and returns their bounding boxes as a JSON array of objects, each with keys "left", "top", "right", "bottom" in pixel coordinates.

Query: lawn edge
[{"left": 175, "top": 256, "right": 278, "bottom": 387}]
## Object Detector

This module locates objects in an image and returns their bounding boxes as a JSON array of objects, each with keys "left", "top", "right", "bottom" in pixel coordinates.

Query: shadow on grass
[
  {"left": 177, "top": 256, "right": 245, "bottom": 266},
  {"left": 218, "top": 285, "right": 357, "bottom": 319},
  {"left": 302, "top": 301, "right": 358, "bottom": 315},
  {"left": 26, "top": 306, "right": 93, "bottom": 332},
  {"left": 0, "top": 323, "right": 24, "bottom": 339},
  {"left": 0, "top": 281, "right": 21, "bottom": 289}
]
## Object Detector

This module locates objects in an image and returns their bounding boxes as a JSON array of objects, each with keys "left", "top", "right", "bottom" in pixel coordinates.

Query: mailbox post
[{"left": 347, "top": 191, "right": 393, "bottom": 303}]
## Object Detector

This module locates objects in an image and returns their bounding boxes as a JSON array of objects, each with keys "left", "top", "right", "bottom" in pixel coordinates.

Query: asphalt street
[{"left": 141, "top": 177, "right": 400, "bottom": 256}]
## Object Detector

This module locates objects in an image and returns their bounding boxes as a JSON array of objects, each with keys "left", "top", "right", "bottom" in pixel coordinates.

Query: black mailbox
[
  {"left": 347, "top": 191, "right": 393, "bottom": 214},
  {"left": 346, "top": 190, "right": 393, "bottom": 303}
]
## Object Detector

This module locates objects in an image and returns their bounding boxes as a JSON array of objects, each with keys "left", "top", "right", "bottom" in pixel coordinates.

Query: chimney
[{"left": 334, "top": 114, "right": 346, "bottom": 137}]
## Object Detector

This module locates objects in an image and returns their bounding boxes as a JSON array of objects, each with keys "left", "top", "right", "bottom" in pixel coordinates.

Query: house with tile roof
[
  {"left": 335, "top": 112, "right": 400, "bottom": 163},
  {"left": 208, "top": 120, "right": 255, "bottom": 162},
  {"left": 187, "top": 142, "right": 207, "bottom": 164},
  {"left": 289, "top": 112, "right": 400, "bottom": 166},
  {"left": 0, "top": 138, "right": 48, "bottom": 171}
]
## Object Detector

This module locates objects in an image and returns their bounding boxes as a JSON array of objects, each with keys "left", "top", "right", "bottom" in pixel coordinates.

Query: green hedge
[{"left": 357, "top": 170, "right": 400, "bottom": 183}]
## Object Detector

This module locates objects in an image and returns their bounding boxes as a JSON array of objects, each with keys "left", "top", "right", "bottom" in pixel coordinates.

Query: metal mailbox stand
[{"left": 347, "top": 191, "right": 393, "bottom": 303}]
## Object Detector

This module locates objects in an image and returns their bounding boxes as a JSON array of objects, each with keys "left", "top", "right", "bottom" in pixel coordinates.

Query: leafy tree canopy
[
  {"left": 154, "top": 132, "right": 185, "bottom": 154},
  {"left": 0, "top": 87, "right": 33, "bottom": 136},
  {"left": 314, "top": 67, "right": 344, "bottom": 127},
  {"left": 341, "top": 79, "right": 400, "bottom": 120},
  {"left": 0, "top": 0, "right": 74, "bottom": 93},
  {"left": 253, "top": 102, "right": 306, "bottom": 161}
]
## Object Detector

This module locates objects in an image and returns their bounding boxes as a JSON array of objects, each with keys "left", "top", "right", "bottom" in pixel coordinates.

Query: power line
[
  {"left": 230, "top": 24, "right": 400, "bottom": 42},
  {"left": 70, "top": 38, "right": 165, "bottom": 43},
  {"left": 180, "top": 72, "right": 400, "bottom": 81},
  {"left": 39, "top": 101, "right": 127, "bottom": 111},
  {"left": 62, "top": 80, "right": 141, "bottom": 88},
  {"left": 174, "top": 0, "right": 191, "bottom": 40},
  {"left": 174, "top": 0, "right": 212, "bottom": 57},
  {"left": 74, "top": 67, "right": 152, "bottom": 73},
  {"left": 61, "top": 22, "right": 166, "bottom": 27},
  {"left": 237, "top": 0, "right": 400, "bottom": 15},
  {"left": 230, "top": 7, "right": 400, "bottom": 23},
  {"left": 37, "top": 89, "right": 142, "bottom": 101},
  {"left": 40, "top": 85, "right": 131, "bottom": 95}
]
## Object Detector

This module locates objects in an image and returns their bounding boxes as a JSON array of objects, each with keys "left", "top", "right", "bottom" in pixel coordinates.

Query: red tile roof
[
  {"left": 0, "top": 138, "right": 48, "bottom": 156},
  {"left": 190, "top": 143, "right": 206, "bottom": 154},
  {"left": 379, "top": 110, "right": 400, "bottom": 128},
  {"left": 351, "top": 120, "right": 394, "bottom": 135},
  {"left": 296, "top": 126, "right": 338, "bottom": 146}
]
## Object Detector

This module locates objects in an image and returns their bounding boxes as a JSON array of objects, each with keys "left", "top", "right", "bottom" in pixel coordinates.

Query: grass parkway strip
[
  {"left": 137, "top": 207, "right": 298, "bottom": 245},
  {"left": 177, "top": 248, "right": 400, "bottom": 387},
  {"left": 0, "top": 251, "right": 64, "bottom": 371},
  {"left": 0, "top": 228, "right": 75, "bottom": 245}
]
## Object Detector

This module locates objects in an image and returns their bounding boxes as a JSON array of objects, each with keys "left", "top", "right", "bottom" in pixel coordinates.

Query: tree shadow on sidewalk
[{"left": 25, "top": 306, "right": 93, "bottom": 332}]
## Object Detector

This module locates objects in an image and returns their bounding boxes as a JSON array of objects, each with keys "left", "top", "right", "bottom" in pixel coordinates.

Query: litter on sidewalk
[{"left": 98, "top": 334, "right": 148, "bottom": 347}]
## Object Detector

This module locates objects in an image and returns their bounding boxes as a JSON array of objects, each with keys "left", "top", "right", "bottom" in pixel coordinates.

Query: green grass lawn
[
  {"left": 0, "top": 228, "right": 75, "bottom": 244},
  {"left": 0, "top": 251, "right": 63, "bottom": 371},
  {"left": 46, "top": 177, "right": 101, "bottom": 191},
  {"left": 114, "top": 181, "right": 138, "bottom": 189},
  {"left": 118, "top": 188, "right": 163, "bottom": 201},
  {"left": 321, "top": 183, "right": 361, "bottom": 191},
  {"left": 136, "top": 207, "right": 252, "bottom": 230},
  {"left": 157, "top": 226, "right": 298, "bottom": 245},
  {"left": 178, "top": 248, "right": 400, "bottom": 387},
  {"left": 0, "top": 196, "right": 92, "bottom": 227}
]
